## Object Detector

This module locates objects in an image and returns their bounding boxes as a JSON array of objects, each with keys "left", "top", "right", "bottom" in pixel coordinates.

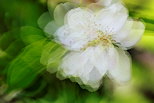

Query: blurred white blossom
[{"left": 52, "top": 1, "right": 145, "bottom": 91}]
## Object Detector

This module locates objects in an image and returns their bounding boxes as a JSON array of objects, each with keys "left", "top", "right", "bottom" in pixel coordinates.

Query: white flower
[{"left": 54, "top": 3, "right": 145, "bottom": 91}]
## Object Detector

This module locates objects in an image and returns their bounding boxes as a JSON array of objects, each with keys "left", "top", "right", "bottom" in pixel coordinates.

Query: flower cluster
[{"left": 46, "top": 0, "right": 145, "bottom": 91}]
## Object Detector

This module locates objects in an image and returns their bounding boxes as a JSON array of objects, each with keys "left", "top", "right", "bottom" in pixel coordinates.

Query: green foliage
[
  {"left": 20, "top": 26, "right": 46, "bottom": 45},
  {"left": 137, "top": 35, "right": 154, "bottom": 52},
  {"left": 41, "top": 41, "right": 67, "bottom": 73},
  {"left": 0, "top": 0, "right": 43, "bottom": 30},
  {"left": 0, "top": 29, "right": 21, "bottom": 50},
  {"left": 7, "top": 39, "right": 46, "bottom": 90},
  {"left": 0, "top": 29, "right": 25, "bottom": 69}
]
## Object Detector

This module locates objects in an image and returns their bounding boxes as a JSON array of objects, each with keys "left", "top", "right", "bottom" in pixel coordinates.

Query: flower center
[{"left": 82, "top": 31, "right": 116, "bottom": 50}]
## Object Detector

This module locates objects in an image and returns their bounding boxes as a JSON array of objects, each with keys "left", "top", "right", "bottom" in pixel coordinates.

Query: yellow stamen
[{"left": 82, "top": 31, "right": 115, "bottom": 50}]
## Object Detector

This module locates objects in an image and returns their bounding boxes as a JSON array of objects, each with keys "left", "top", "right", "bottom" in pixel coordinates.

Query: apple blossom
[{"left": 50, "top": 2, "right": 145, "bottom": 91}]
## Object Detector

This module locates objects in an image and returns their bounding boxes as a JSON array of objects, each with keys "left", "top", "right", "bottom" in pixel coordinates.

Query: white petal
[
  {"left": 108, "top": 47, "right": 131, "bottom": 83},
  {"left": 59, "top": 49, "right": 94, "bottom": 85},
  {"left": 55, "top": 25, "right": 89, "bottom": 50},
  {"left": 113, "top": 19, "right": 134, "bottom": 42},
  {"left": 95, "top": 3, "right": 128, "bottom": 34},
  {"left": 59, "top": 51, "right": 90, "bottom": 77},
  {"left": 37, "top": 12, "right": 52, "bottom": 29},
  {"left": 55, "top": 8, "right": 97, "bottom": 50},
  {"left": 44, "top": 21, "right": 59, "bottom": 37},
  {"left": 116, "top": 20, "right": 145, "bottom": 49},
  {"left": 65, "top": 8, "right": 94, "bottom": 32},
  {"left": 90, "top": 46, "right": 113, "bottom": 74},
  {"left": 54, "top": 2, "right": 77, "bottom": 26},
  {"left": 58, "top": 46, "right": 111, "bottom": 91}
]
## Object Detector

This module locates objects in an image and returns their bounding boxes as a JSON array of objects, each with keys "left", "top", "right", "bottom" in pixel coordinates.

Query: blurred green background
[{"left": 0, "top": 0, "right": 154, "bottom": 103}]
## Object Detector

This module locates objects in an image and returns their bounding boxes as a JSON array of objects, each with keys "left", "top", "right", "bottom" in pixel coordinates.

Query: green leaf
[
  {"left": 37, "top": 12, "right": 52, "bottom": 29},
  {"left": 40, "top": 41, "right": 67, "bottom": 73},
  {"left": 7, "top": 39, "right": 47, "bottom": 90},
  {"left": 0, "top": 49, "right": 9, "bottom": 68},
  {"left": 20, "top": 26, "right": 45, "bottom": 45},
  {"left": 5, "top": 39, "right": 24, "bottom": 57},
  {"left": 0, "top": 30, "right": 25, "bottom": 69},
  {"left": 0, "top": 39, "right": 24, "bottom": 69},
  {"left": 0, "top": 32, "right": 14, "bottom": 50},
  {"left": 0, "top": 29, "right": 20, "bottom": 50}
]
